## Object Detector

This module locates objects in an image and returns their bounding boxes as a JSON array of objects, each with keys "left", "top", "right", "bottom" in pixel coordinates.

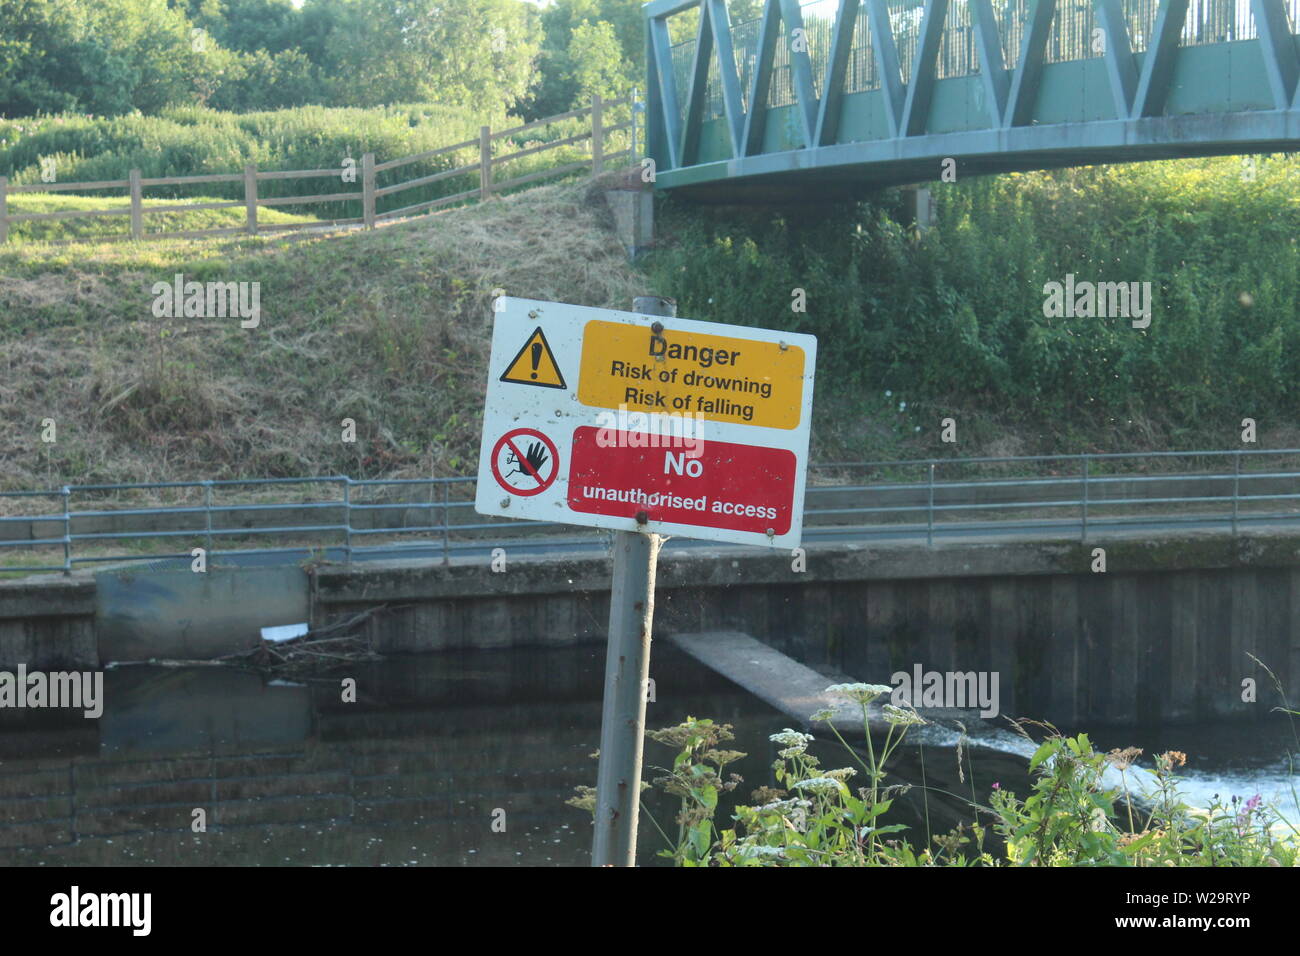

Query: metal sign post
[{"left": 590, "top": 295, "right": 675, "bottom": 867}]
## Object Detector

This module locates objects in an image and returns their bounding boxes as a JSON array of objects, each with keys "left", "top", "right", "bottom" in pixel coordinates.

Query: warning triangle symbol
[{"left": 499, "top": 328, "right": 567, "bottom": 389}]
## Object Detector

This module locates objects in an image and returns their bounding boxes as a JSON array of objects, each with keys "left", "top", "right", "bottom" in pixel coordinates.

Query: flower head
[
  {"left": 882, "top": 703, "right": 927, "bottom": 727},
  {"left": 825, "top": 682, "right": 893, "bottom": 706},
  {"left": 793, "top": 776, "right": 844, "bottom": 795},
  {"left": 733, "top": 844, "right": 787, "bottom": 861},
  {"left": 1106, "top": 746, "right": 1143, "bottom": 770},
  {"left": 769, "top": 728, "right": 814, "bottom": 757}
]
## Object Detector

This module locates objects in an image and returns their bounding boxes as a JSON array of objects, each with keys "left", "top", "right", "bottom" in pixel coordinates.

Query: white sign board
[{"left": 474, "top": 297, "right": 817, "bottom": 549}]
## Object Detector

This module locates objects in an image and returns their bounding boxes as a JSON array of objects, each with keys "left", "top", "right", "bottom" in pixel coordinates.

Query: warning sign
[
  {"left": 499, "top": 328, "right": 566, "bottom": 389},
  {"left": 475, "top": 297, "right": 817, "bottom": 549},
  {"left": 578, "top": 319, "right": 806, "bottom": 429},
  {"left": 490, "top": 427, "right": 559, "bottom": 496},
  {"left": 567, "top": 427, "right": 796, "bottom": 535}
]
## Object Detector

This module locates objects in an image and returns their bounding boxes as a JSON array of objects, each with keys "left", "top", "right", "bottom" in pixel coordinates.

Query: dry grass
[{"left": 0, "top": 180, "right": 651, "bottom": 499}]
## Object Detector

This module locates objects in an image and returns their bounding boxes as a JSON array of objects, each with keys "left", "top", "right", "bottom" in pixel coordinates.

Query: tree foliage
[{"left": 0, "top": 0, "right": 643, "bottom": 119}]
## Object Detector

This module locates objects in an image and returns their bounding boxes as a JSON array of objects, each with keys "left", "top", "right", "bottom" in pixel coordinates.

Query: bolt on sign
[{"left": 475, "top": 297, "right": 817, "bottom": 548}]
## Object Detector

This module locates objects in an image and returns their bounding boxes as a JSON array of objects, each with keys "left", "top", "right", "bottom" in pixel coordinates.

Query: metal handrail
[{"left": 2, "top": 449, "right": 1299, "bottom": 574}]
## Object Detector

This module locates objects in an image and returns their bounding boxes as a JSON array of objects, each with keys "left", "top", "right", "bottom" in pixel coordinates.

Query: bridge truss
[{"left": 643, "top": 0, "right": 1300, "bottom": 195}]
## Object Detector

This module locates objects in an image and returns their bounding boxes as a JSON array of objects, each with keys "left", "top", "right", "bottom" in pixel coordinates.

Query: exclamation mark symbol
[{"left": 530, "top": 341, "right": 542, "bottom": 380}]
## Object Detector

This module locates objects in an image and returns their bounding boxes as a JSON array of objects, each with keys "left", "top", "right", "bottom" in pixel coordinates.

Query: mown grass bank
[
  {"left": 2, "top": 192, "right": 318, "bottom": 243},
  {"left": 0, "top": 181, "right": 647, "bottom": 492}
]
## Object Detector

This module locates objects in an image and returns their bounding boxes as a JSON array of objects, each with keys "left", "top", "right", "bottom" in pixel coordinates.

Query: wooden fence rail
[{"left": 0, "top": 93, "right": 636, "bottom": 246}]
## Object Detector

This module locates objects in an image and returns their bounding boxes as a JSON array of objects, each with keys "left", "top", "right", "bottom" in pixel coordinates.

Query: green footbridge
[{"left": 643, "top": 0, "right": 1300, "bottom": 197}]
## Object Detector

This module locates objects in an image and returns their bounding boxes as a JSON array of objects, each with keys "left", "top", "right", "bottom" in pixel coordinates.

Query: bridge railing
[
  {"left": 3, "top": 449, "right": 1300, "bottom": 574},
  {"left": 649, "top": 0, "right": 1300, "bottom": 177}
]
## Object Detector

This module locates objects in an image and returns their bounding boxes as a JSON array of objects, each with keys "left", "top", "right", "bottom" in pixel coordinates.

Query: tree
[
  {"left": 566, "top": 20, "right": 629, "bottom": 104},
  {"left": 319, "top": 0, "right": 541, "bottom": 110},
  {"left": 0, "top": 0, "right": 204, "bottom": 116},
  {"left": 523, "top": 0, "right": 642, "bottom": 119}
]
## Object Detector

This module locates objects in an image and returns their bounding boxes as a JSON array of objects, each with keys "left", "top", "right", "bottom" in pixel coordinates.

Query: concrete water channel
[{"left": 2, "top": 453, "right": 1299, "bottom": 863}]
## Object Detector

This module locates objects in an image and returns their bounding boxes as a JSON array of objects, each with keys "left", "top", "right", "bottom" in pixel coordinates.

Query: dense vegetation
[
  {"left": 603, "top": 698, "right": 1300, "bottom": 866},
  {"left": 647, "top": 154, "right": 1300, "bottom": 457},
  {"left": 0, "top": 0, "right": 643, "bottom": 120},
  {"left": 0, "top": 103, "right": 606, "bottom": 220}
]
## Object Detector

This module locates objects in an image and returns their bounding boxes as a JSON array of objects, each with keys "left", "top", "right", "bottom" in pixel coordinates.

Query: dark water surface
[
  {"left": 0, "top": 643, "right": 1294, "bottom": 865},
  {"left": 0, "top": 645, "right": 793, "bottom": 866}
]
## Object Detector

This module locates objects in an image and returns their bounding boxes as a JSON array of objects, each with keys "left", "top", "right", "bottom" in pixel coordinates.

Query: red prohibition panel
[{"left": 566, "top": 425, "right": 796, "bottom": 535}]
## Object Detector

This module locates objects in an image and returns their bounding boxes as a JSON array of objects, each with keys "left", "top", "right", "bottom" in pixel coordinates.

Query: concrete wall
[
  {"left": 3, "top": 527, "right": 1299, "bottom": 726},
  {"left": 0, "top": 576, "right": 96, "bottom": 669},
  {"left": 314, "top": 530, "right": 1300, "bottom": 727},
  {"left": 96, "top": 565, "right": 309, "bottom": 662}
]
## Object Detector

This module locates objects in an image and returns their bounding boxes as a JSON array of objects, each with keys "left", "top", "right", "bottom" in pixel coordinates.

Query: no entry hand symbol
[{"left": 490, "top": 427, "right": 560, "bottom": 496}]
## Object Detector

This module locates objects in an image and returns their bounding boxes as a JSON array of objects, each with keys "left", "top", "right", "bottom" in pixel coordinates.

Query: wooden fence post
[
  {"left": 0, "top": 176, "right": 7, "bottom": 244},
  {"left": 362, "top": 152, "right": 376, "bottom": 229},
  {"left": 592, "top": 93, "right": 604, "bottom": 177},
  {"left": 479, "top": 126, "right": 492, "bottom": 200},
  {"left": 244, "top": 163, "right": 258, "bottom": 235},
  {"left": 129, "top": 169, "right": 143, "bottom": 240}
]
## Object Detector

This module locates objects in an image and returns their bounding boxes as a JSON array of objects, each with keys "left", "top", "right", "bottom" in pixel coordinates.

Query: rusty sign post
[{"left": 590, "top": 295, "right": 674, "bottom": 866}]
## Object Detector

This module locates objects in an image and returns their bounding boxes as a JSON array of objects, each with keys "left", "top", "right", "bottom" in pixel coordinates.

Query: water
[
  {"left": 916, "top": 714, "right": 1300, "bottom": 828},
  {"left": 0, "top": 645, "right": 792, "bottom": 866},
  {"left": 0, "top": 644, "right": 1293, "bottom": 865}
]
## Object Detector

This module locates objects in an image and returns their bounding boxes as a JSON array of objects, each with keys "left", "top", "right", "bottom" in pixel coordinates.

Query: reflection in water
[
  {"left": 0, "top": 643, "right": 1294, "bottom": 864},
  {"left": 0, "top": 645, "right": 790, "bottom": 866}
]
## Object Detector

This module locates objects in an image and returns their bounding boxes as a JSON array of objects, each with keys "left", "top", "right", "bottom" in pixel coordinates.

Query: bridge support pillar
[
  {"left": 603, "top": 174, "right": 655, "bottom": 260},
  {"left": 902, "top": 185, "right": 937, "bottom": 233}
]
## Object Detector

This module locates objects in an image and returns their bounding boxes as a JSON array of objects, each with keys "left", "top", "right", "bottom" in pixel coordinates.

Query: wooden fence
[{"left": 0, "top": 94, "right": 634, "bottom": 245}]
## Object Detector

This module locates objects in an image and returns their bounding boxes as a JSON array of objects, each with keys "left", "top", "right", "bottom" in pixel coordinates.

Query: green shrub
[
  {"left": 646, "top": 155, "right": 1300, "bottom": 441},
  {"left": 603, "top": 690, "right": 1300, "bottom": 866}
]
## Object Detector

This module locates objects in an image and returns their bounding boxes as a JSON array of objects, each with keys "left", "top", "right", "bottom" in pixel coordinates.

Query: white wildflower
[
  {"left": 770, "top": 728, "right": 814, "bottom": 756},
  {"left": 825, "top": 682, "right": 893, "bottom": 705},
  {"left": 734, "top": 844, "right": 786, "bottom": 860},
  {"left": 755, "top": 797, "right": 813, "bottom": 815},
  {"left": 882, "top": 703, "right": 927, "bottom": 727},
  {"left": 794, "top": 776, "right": 843, "bottom": 795}
]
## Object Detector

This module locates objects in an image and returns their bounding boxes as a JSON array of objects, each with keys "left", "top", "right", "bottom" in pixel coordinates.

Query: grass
[
  {"left": 2, "top": 192, "right": 321, "bottom": 243},
  {"left": 0, "top": 178, "right": 650, "bottom": 495},
  {"left": 3, "top": 153, "right": 1298, "bottom": 516},
  {"left": 0, "top": 102, "right": 630, "bottom": 221}
]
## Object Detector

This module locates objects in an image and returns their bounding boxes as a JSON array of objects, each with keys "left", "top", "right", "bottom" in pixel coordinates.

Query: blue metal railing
[{"left": 3, "top": 449, "right": 1300, "bottom": 573}]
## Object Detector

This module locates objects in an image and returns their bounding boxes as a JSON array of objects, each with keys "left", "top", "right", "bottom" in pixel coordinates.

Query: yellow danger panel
[
  {"left": 500, "top": 328, "right": 567, "bottom": 389},
  {"left": 578, "top": 319, "right": 806, "bottom": 429}
]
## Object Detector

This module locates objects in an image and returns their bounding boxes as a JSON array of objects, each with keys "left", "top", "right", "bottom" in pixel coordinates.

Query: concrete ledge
[
  {"left": 313, "top": 526, "right": 1300, "bottom": 604},
  {"left": 0, "top": 574, "right": 97, "bottom": 618},
  {"left": 671, "top": 631, "right": 877, "bottom": 735}
]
